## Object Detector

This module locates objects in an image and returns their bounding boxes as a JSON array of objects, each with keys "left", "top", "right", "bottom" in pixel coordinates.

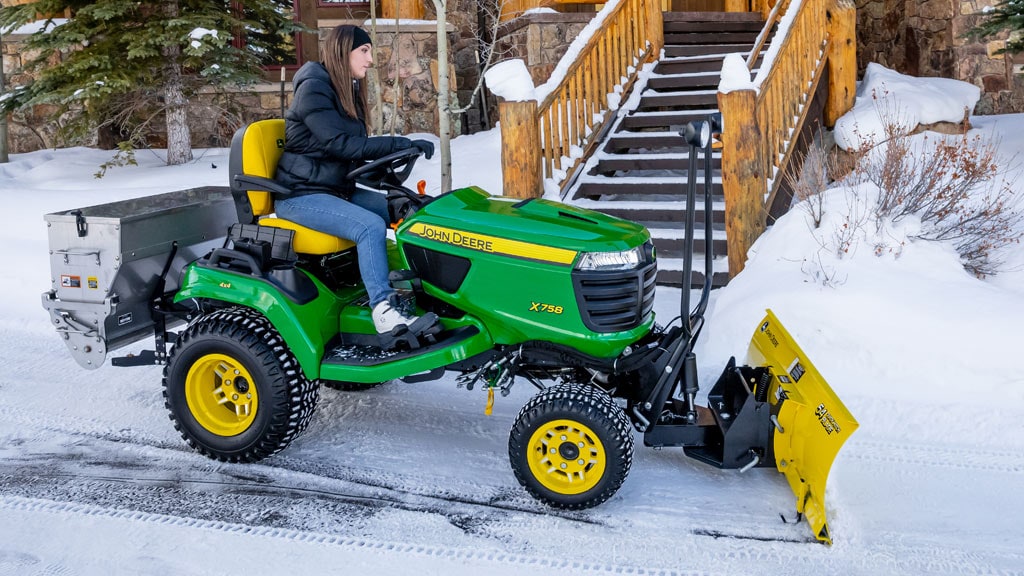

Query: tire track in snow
[
  {"left": 0, "top": 496, "right": 716, "bottom": 576},
  {"left": 0, "top": 434, "right": 603, "bottom": 528},
  {"left": 843, "top": 439, "right": 1024, "bottom": 474}
]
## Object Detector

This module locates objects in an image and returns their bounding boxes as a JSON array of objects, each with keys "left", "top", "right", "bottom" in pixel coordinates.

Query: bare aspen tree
[
  {"left": 369, "top": 0, "right": 385, "bottom": 136},
  {"left": 429, "top": 0, "right": 511, "bottom": 192}
]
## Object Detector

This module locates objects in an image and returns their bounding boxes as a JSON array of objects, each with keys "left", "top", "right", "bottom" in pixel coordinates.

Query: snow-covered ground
[{"left": 2, "top": 101, "right": 1024, "bottom": 574}]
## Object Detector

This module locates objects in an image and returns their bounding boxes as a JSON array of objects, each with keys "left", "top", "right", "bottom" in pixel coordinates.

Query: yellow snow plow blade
[{"left": 748, "top": 310, "right": 858, "bottom": 545}]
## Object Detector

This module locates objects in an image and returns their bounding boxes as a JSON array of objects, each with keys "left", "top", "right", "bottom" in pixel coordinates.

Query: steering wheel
[{"left": 346, "top": 147, "right": 422, "bottom": 191}]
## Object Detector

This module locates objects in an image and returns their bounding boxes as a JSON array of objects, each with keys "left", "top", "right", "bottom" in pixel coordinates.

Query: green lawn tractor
[{"left": 42, "top": 118, "right": 857, "bottom": 544}]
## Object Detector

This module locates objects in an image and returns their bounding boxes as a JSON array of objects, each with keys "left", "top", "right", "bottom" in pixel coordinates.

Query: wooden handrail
[
  {"left": 746, "top": 0, "right": 788, "bottom": 70},
  {"left": 718, "top": 0, "right": 855, "bottom": 276},
  {"left": 754, "top": 0, "right": 827, "bottom": 205},
  {"left": 498, "top": 0, "right": 663, "bottom": 198},
  {"left": 538, "top": 0, "right": 661, "bottom": 190}
]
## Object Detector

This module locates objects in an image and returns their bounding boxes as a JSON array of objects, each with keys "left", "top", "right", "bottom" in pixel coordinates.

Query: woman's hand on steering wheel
[{"left": 346, "top": 147, "right": 422, "bottom": 190}]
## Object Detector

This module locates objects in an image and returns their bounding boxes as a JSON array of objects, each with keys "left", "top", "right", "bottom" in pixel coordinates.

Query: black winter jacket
[{"left": 274, "top": 61, "right": 411, "bottom": 199}]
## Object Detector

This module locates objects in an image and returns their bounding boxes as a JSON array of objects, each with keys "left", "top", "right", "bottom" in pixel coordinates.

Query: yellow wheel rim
[
  {"left": 184, "top": 353, "right": 259, "bottom": 436},
  {"left": 526, "top": 419, "right": 606, "bottom": 495}
]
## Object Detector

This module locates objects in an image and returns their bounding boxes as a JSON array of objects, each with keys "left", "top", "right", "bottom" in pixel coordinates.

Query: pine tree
[
  {"left": 968, "top": 0, "right": 1024, "bottom": 55},
  {"left": 0, "top": 0, "right": 302, "bottom": 165}
]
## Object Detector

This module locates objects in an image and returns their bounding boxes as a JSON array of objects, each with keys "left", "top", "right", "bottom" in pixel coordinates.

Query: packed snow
[{"left": 1, "top": 77, "right": 1023, "bottom": 575}]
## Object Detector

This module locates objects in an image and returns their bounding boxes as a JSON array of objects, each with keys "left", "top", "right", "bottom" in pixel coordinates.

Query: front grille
[{"left": 572, "top": 256, "right": 657, "bottom": 333}]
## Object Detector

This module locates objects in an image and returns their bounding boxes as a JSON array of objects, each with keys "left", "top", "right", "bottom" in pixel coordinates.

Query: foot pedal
[
  {"left": 408, "top": 312, "right": 442, "bottom": 342},
  {"left": 377, "top": 324, "right": 420, "bottom": 351},
  {"left": 375, "top": 313, "right": 441, "bottom": 351}
]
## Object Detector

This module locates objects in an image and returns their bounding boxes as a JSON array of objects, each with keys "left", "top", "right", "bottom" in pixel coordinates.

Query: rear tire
[
  {"left": 163, "top": 307, "right": 319, "bottom": 462},
  {"left": 508, "top": 383, "right": 634, "bottom": 509}
]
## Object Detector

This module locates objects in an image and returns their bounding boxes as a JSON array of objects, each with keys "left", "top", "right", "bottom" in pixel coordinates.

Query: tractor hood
[{"left": 402, "top": 187, "right": 650, "bottom": 262}]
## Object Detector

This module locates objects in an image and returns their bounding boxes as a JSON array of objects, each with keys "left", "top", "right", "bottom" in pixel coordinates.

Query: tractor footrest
[{"left": 323, "top": 325, "right": 479, "bottom": 367}]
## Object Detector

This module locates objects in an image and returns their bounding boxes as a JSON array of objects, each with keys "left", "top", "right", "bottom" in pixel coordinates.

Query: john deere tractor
[{"left": 42, "top": 119, "right": 856, "bottom": 544}]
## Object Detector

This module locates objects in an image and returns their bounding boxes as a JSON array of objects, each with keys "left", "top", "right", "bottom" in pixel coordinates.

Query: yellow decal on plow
[
  {"left": 747, "top": 310, "right": 858, "bottom": 545},
  {"left": 406, "top": 223, "right": 578, "bottom": 266}
]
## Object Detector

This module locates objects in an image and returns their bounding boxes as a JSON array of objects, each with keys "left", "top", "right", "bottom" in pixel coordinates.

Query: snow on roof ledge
[{"left": 834, "top": 63, "right": 981, "bottom": 151}]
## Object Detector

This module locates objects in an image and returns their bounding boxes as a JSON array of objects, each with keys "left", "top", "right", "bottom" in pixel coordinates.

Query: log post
[
  {"left": 724, "top": 0, "right": 749, "bottom": 12},
  {"left": 499, "top": 100, "right": 543, "bottom": 199},
  {"left": 718, "top": 89, "right": 766, "bottom": 278},
  {"left": 382, "top": 0, "right": 424, "bottom": 19},
  {"left": 825, "top": 0, "right": 856, "bottom": 127},
  {"left": 646, "top": 0, "right": 664, "bottom": 56}
]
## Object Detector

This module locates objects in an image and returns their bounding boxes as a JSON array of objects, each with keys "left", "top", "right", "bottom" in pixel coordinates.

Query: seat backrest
[{"left": 229, "top": 119, "right": 286, "bottom": 218}]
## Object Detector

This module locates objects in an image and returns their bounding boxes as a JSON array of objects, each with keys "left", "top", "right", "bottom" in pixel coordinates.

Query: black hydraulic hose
[
  {"left": 682, "top": 142, "right": 698, "bottom": 340},
  {"left": 694, "top": 134, "right": 714, "bottom": 320}
]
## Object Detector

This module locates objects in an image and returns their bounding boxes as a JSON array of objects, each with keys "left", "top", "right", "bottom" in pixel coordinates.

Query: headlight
[{"left": 575, "top": 246, "right": 644, "bottom": 271}]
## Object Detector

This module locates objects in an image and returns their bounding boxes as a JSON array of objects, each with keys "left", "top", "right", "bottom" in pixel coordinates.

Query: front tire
[
  {"left": 163, "top": 307, "right": 319, "bottom": 462},
  {"left": 508, "top": 383, "right": 634, "bottom": 509}
]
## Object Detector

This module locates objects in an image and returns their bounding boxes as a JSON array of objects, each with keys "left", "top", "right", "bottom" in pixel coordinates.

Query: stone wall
[
  {"left": 348, "top": 21, "right": 463, "bottom": 137},
  {"left": 495, "top": 12, "right": 591, "bottom": 87},
  {"left": 856, "top": 0, "right": 1024, "bottom": 114}
]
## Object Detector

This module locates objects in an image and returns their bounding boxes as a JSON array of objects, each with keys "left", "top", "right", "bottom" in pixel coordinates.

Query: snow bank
[{"left": 834, "top": 63, "right": 981, "bottom": 151}]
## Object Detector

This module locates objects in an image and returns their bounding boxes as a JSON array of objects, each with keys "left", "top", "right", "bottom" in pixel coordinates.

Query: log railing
[
  {"left": 718, "top": 0, "right": 855, "bottom": 276},
  {"left": 498, "top": 0, "right": 664, "bottom": 198}
]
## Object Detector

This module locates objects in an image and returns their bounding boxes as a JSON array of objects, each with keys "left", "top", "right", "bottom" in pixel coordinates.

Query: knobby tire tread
[
  {"left": 508, "top": 383, "right": 634, "bottom": 510},
  {"left": 162, "top": 307, "right": 319, "bottom": 462}
]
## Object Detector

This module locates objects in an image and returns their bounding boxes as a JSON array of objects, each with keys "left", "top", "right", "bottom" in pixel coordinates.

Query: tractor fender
[{"left": 174, "top": 262, "right": 340, "bottom": 380}]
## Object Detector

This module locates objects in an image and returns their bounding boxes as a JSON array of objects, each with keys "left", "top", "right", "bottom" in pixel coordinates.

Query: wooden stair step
[
  {"left": 649, "top": 223, "right": 729, "bottom": 256},
  {"left": 620, "top": 109, "right": 721, "bottom": 129},
  {"left": 665, "top": 32, "right": 760, "bottom": 45},
  {"left": 657, "top": 57, "right": 733, "bottom": 74},
  {"left": 656, "top": 266, "right": 730, "bottom": 289},
  {"left": 574, "top": 179, "right": 723, "bottom": 199},
  {"left": 651, "top": 237, "right": 723, "bottom": 258},
  {"left": 638, "top": 90, "right": 719, "bottom": 109},
  {"left": 663, "top": 20, "right": 764, "bottom": 33},
  {"left": 663, "top": 11, "right": 765, "bottom": 23},
  {"left": 587, "top": 204, "right": 726, "bottom": 226},
  {"left": 664, "top": 44, "right": 755, "bottom": 58},
  {"left": 605, "top": 132, "right": 689, "bottom": 152},
  {"left": 591, "top": 156, "right": 720, "bottom": 174},
  {"left": 646, "top": 72, "right": 721, "bottom": 91},
  {"left": 657, "top": 52, "right": 763, "bottom": 73}
]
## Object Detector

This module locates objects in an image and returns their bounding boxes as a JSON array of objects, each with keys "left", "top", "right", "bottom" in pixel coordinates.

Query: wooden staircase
[
  {"left": 566, "top": 11, "right": 765, "bottom": 288},
  {"left": 496, "top": 1, "right": 855, "bottom": 289}
]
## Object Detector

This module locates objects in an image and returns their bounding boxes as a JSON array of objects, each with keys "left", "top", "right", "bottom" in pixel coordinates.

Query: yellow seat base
[{"left": 258, "top": 217, "right": 356, "bottom": 255}]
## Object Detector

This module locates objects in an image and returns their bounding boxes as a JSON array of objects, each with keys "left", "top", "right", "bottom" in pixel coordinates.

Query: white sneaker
[{"left": 372, "top": 296, "right": 420, "bottom": 334}]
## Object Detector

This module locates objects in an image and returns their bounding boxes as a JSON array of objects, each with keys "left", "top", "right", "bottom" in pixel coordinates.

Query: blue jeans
[{"left": 275, "top": 190, "right": 393, "bottom": 306}]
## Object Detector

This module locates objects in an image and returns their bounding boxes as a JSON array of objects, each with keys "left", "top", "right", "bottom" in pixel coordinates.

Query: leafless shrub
[
  {"left": 786, "top": 134, "right": 830, "bottom": 228},
  {"left": 800, "top": 250, "right": 847, "bottom": 288},
  {"left": 856, "top": 126, "right": 1022, "bottom": 277},
  {"left": 833, "top": 184, "right": 872, "bottom": 258}
]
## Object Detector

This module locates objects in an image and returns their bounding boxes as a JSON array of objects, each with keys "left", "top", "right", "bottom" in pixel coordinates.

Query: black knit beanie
[{"left": 352, "top": 27, "right": 372, "bottom": 51}]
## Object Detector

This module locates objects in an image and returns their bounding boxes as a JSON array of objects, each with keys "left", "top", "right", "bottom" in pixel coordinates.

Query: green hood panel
[
  {"left": 405, "top": 187, "right": 650, "bottom": 260},
  {"left": 395, "top": 187, "right": 657, "bottom": 358}
]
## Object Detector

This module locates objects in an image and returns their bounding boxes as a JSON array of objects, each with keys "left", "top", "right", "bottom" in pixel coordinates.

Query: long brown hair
[{"left": 322, "top": 25, "right": 369, "bottom": 127}]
